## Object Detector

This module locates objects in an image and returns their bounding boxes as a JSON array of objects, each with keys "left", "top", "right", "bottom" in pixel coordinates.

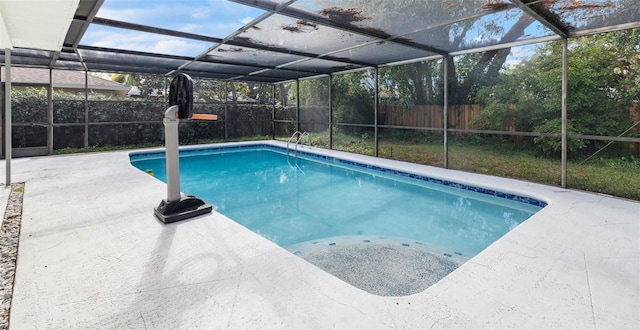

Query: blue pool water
[{"left": 130, "top": 144, "right": 545, "bottom": 259}]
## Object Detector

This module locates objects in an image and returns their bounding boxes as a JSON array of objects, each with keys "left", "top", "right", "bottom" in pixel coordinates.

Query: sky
[
  {"left": 79, "top": 0, "right": 556, "bottom": 67},
  {"left": 82, "top": 0, "right": 265, "bottom": 57}
]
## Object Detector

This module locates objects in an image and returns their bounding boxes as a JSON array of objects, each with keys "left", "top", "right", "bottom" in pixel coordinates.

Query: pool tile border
[
  {"left": 286, "top": 236, "right": 468, "bottom": 263},
  {"left": 130, "top": 143, "right": 548, "bottom": 208}
]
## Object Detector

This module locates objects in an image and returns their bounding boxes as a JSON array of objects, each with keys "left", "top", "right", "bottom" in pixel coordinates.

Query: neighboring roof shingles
[{"left": 1, "top": 67, "right": 130, "bottom": 91}]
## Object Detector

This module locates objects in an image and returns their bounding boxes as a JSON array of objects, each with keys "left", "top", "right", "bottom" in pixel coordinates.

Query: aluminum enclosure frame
[{"left": 2, "top": 0, "right": 640, "bottom": 188}]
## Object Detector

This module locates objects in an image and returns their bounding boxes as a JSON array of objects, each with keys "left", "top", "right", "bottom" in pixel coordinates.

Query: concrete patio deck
[{"left": 5, "top": 141, "right": 640, "bottom": 329}]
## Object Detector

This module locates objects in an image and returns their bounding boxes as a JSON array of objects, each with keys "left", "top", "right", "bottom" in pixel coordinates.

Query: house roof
[{"left": 1, "top": 67, "right": 130, "bottom": 91}]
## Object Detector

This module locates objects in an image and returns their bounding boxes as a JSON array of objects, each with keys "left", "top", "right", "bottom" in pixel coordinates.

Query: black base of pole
[{"left": 154, "top": 195, "right": 212, "bottom": 224}]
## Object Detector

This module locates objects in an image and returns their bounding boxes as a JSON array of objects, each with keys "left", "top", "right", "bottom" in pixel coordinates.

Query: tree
[
  {"left": 380, "top": 61, "right": 442, "bottom": 108},
  {"left": 299, "top": 76, "right": 330, "bottom": 107},
  {"left": 227, "top": 82, "right": 250, "bottom": 103},
  {"left": 111, "top": 73, "right": 165, "bottom": 98},
  {"left": 193, "top": 78, "right": 227, "bottom": 102},
  {"left": 474, "top": 29, "right": 639, "bottom": 156},
  {"left": 332, "top": 70, "right": 375, "bottom": 132},
  {"left": 277, "top": 83, "right": 293, "bottom": 106},
  {"left": 245, "top": 82, "right": 273, "bottom": 104},
  {"left": 111, "top": 73, "right": 138, "bottom": 86},
  {"left": 310, "top": 0, "right": 637, "bottom": 105},
  {"left": 609, "top": 28, "right": 640, "bottom": 104},
  {"left": 313, "top": 0, "right": 530, "bottom": 104}
]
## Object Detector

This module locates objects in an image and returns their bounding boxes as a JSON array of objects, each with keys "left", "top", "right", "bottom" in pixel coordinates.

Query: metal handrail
[
  {"left": 286, "top": 131, "right": 311, "bottom": 159},
  {"left": 286, "top": 131, "right": 303, "bottom": 157},
  {"left": 295, "top": 131, "right": 310, "bottom": 154}
]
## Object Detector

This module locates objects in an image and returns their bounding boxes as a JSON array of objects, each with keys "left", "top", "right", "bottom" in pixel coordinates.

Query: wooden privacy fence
[
  {"left": 378, "top": 104, "right": 482, "bottom": 134},
  {"left": 379, "top": 104, "right": 640, "bottom": 154},
  {"left": 380, "top": 104, "right": 640, "bottom": 133}
]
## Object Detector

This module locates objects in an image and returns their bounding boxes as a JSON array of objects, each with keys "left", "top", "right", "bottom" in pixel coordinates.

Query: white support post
[
  {"left": 4, "top": 48, "right": 11, "bottom": 185},
  {"left": 224, "top": 81, "right": 228, "bottom": 141},
  {"left": 561, "top": 38, "right": 568, "bottom": 188},
  {"left": 443, "top": 57, "right": 449, "bottom": 169},
  {"left": 84, "top": 71, "right": 89, "bottom": 148},
  {"left": 329, "top": 75, "right": 333, "bottom": 149},
  {"left": 374, "top": 67, "right": 379, "bottom": 157},
  {"left": 296, "top": 80, "right": 300, "bottom": 132},
  {"left": 48, "top": 69, "right": 53, "bottom": 155},
  {"left": 271, "top": 84, "right": 276, "bottom": 139}
]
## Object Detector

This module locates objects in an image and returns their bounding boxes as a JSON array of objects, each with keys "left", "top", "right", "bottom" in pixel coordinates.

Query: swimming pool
[{"left": 130, "top": 142, "right": 546, "bottom": 295}]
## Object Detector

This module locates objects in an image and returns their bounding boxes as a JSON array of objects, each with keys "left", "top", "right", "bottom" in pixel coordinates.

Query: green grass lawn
[
  {"left": 394, "top": 141, "right": 638, "bottom": 201},
  {"left": 312, "top": 131, "right": 640, "bottom": 201}
]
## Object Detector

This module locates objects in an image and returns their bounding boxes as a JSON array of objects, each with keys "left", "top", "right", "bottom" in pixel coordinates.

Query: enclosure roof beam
[
  {"left": 511, "top": 0, "right": 569, "bottom": 38},
  {"left": 168, "top": 1, "right": 297, "bottom": 76},
  {"left": 64, "top": 0, "right": 104, "bottom": 48},
  {"left": 84, "top": 16, "right": 374, "bottom": 75},
  {"left": 73, "top": 48, "right": 88, "bottom": 71},
  {"left": 229, "top": 0, "right": 450, "bottom": 57},
  {"left": 4, "top": 0, "right": 638, "bottom": 83},
  {"left": 87, "top": 17, "right": 222, "bottom": 43},
  {"left": 570, "top": 21, "right": 640, "bottom": 38},
  {"left": 72, "top": 46, "right": 320, "bottom": 81},
  {"left": 73, "top": 45, "right": 333, "bottom": 81},
  {"left": 76, "top": 45, "right": 194, "bottom": 61},
  {"left": 448, "top": 35, "right": 561, "bottom": 56},
  {"left": 60, "top": 0, "right": 104, "bottom": 70}
]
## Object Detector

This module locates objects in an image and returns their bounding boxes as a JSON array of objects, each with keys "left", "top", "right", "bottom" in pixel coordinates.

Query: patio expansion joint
[
  {"left": 302, "top": 280, "right": 383, "bottom": 322},
  {"left": 583, "top": 253, "right": 598, "bottom": 329},
  {"left": 382, "top": 299, "right": 400, "bottom": 329},
  {"left": 427, "top": 314, "right": 452, "bottom": 330},
  {"left": 225, "top": 261, "right": 245, "bottom": 329}
]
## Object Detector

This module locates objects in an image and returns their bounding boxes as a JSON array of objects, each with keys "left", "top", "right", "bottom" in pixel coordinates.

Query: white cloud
[
  {"left": 96, "top": 2, "right": 258, "bottom": 36},
  {"left": 180, "top": 24, "right": 202, "bottom": 33},
  {"left": 149, "top": 39, "right": 205, "bottom": 55},
  {"left": 98, "top": 4, "right": 205, "bottom": 27},
  {"left": 241, "top": 16, "right": 253, "bottom": 24},
  {"left": 87, "top": 28, "right": 208, "bottom": 57},
  {"left": 84, "top": 1, "right": 267, "bottom": 51},
  {"left": 505, "top": 44, "right": 537, "bottom": 67},
  {"left": 192, "top": 7, "right": 210, "bottom": 20}
]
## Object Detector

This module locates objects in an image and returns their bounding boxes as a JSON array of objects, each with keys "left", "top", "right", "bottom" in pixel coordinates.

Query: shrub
[{"left": 533, "top": 118, "right": 586, "bottom": 157}]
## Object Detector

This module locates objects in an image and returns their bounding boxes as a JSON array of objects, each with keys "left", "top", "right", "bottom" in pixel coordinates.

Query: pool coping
[{"left": 7, "top": 140, "right": 640, "bottom": 328}]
